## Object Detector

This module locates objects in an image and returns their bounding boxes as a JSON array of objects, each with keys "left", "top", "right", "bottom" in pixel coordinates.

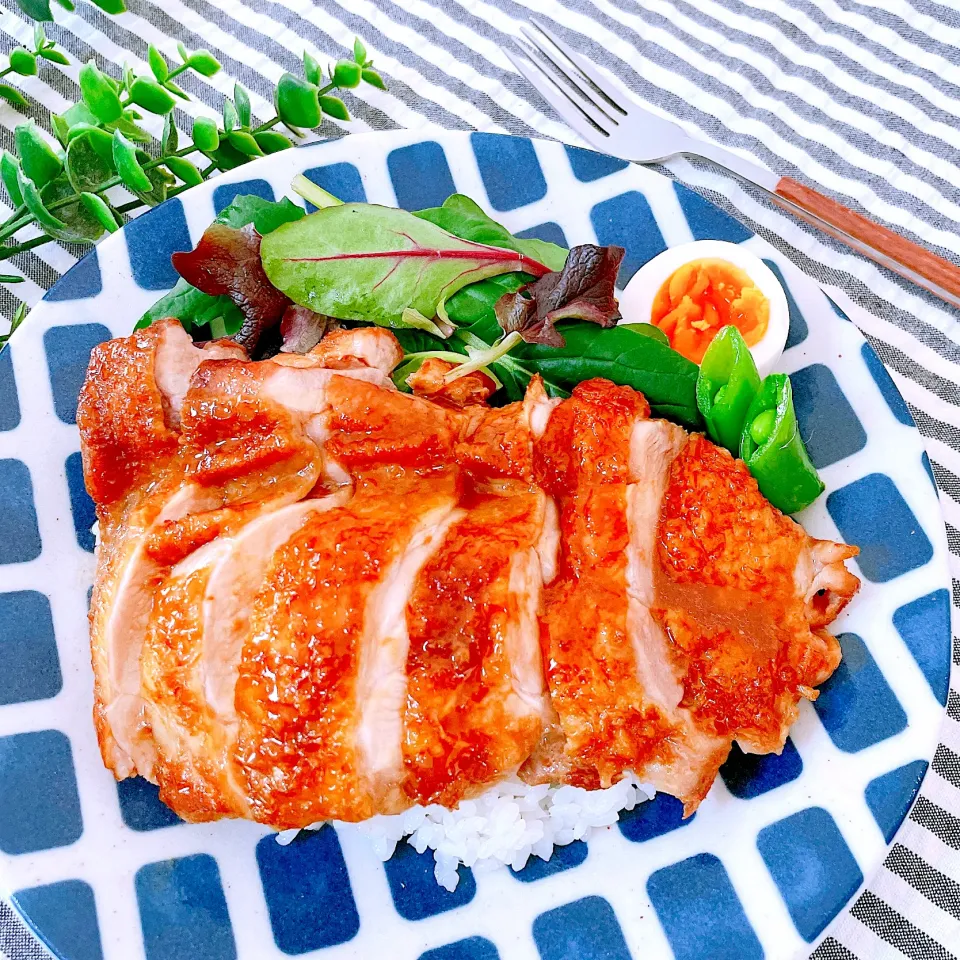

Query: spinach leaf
[
  {"left": 415, "top": 194, "right": 568, "bottom": 272},
  {"left": 134, "top": 277, "right": 244, "bottom": 335},
  {"left": 260, "top": 203, "right": 550, "bottom": 328},
  {"left": 215, "top": 194, "right": 305, "bottom": 233}
]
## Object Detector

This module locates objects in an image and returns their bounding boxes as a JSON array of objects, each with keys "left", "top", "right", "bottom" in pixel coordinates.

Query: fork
[{"left": 507, "top": 19, "right": 960, "bottom": 311}]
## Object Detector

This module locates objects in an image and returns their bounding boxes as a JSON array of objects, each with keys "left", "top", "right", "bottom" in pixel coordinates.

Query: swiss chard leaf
[
  {"left": 260, "top": 203, "right": 551, "bottom": 328},
  {"left": 414, "top": 194, "right": 568, "bottom": 272}
]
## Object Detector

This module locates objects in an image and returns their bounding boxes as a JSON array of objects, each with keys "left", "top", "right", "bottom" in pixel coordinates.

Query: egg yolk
[{"left": 650, "top": 258, "right": 769, "bottom": 363}]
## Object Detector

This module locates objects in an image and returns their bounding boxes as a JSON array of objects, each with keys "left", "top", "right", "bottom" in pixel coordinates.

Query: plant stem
[
  {"left": 251, "top": 116, "right": 280, "bottom": 134},
  {"left": 165, "top": 64, "right": 189, "bottom": 82},
  {"left": 0, "top": 66, "right": 12, "bottom": 80},
  {"left": 0, "top": 234, "right": 55, "bottom": 261}
]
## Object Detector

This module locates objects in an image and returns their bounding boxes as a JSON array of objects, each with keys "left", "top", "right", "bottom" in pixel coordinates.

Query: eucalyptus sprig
[{"left": 0, "top": 36, "right": 385, "bottom": 342}]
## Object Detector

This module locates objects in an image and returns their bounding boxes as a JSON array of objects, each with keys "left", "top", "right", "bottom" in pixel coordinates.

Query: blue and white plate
[{"left": 0, "top": 131, "right": 951, "bottom": 960}]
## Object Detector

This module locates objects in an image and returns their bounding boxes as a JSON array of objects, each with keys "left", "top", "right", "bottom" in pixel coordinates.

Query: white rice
[{"left": 278, "top": 775, "right": 655, "bottom": 891}]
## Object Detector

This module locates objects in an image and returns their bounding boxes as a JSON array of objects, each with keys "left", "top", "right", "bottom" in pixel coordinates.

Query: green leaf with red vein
[{"left": 259, "top": 202, "right": 550, "bottom": 329}]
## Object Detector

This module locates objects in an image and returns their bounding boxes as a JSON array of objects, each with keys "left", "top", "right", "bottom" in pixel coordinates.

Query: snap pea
[
  {"left": 740, "top": 374, "right": 824, "bottom": 514},
  {"left": 695, "top": 325, "right": 761, "bottom": 453}
]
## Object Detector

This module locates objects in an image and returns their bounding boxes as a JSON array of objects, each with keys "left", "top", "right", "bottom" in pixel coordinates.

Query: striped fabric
[{"left": 1, "top": 1, "right": 959, "bottom": 958}]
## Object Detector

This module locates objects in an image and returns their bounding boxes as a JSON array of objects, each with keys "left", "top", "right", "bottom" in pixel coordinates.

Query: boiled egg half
[{"left": 618, "top": 240, "right": 790, "bottom": 377}]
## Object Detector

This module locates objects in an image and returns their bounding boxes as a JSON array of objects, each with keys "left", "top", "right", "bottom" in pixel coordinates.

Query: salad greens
[{"left": 259, "top": 203, "right": 550, "bottom": 329}]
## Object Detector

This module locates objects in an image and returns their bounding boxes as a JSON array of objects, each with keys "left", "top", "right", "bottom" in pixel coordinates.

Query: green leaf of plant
[
  {"left": 191, "top": 116, "right": 219, "bottom": 154},
  {"left": 122, "top": 64, "right": 135, "bottom": 93},
  {"left": 164, "top": 155, "right": 202, "bottom": 187},
  {"left": 361, "top": 68, "right": 386, "bottom": 90},
  {"left": 79, "top": 61, "right": 123, "bottom": 123},
  {"left": 253, "top": 131, "right": 292, "bottom": 154},
  {"left": 227, "top": 130, "right": 263, "bottom": 157},
  {"left": 65, "top": 129, "right": 115, "bottom": 192},
  {"left": 319, "top": 95, "right": 349, "bottom": 122},
  {"left": 15, "top": 0, "right": 54, "bottom": 22},
  {"left": 208, "top": 140, "right": 249, "bottom": 171},
  {"left": 9, "top": 49, "right": 38, "bottom": 77},
  {"left": 90, "top": 0, "right": 126, "bottom": 13},
  {"left": 414, "top": 193, "right": 567, "bottom": 271},
  {"left": 129, "top": 77, "right": 175, "bottom": 115},
  {"left": 112, "top": 129, "right": 151, "bottom": 193},
  {"left": 187, "top": 49, "right": 221, "bottom": 77},
  {"left": 260, "top": 203, "right": 548, "bottom": 328},
  {"left": 135, "top": 276, "right": 244, "bottom": 335},
  {"left": 214, "top": 194, "right": 305, "bottom": 234},
  {"left": 131, "top": 152, "right": 174, "bottom": 207},
  {"left": 19, "top": 169, "right": 99, "bottom": 242},
  {"left": 112, "top": 116, "right": 152, "bottom": 143},
  {"left": 234, "top": 83, "right": 251, "bottom": 128},
  {"left": 0, "top": 84, "right": 29, "bottom": 109},
  {"left": 177, "top": 41, "right": 189, "bottom": 63},
  {"left": 62, "top": 101, "right": 99, "bottom": 129},
  {"left": 332, "top": 59, "right": 361, "bottom": 89},
  {"left": 15, "top": 121, "right": 63, "bottom": 188},
  {"left": 163, "top": 77, "right": 189, "bottom": 100},
  {"left": 275, "top": 73, "right": 320, "bottom": 128},
  {"left": 302, "top": 51, "right": 322, "bottom": 86},
  {"left": 353, "top": 37, "right": 367, "bottom": 65},
  {"left": 161, "top": 113, "right": 177, "bottom": 154},
  {"left": 0, "top": 153, "right": 24, "bottom": 208},
  {"left": 80, "top": 191, "right": 119, "bottom": 232},
  {"left": 38, "top": 47, "right": 69, "bottom": 65},
  {"left": 55, "top": 0, "right": 76, "bottom": 11},
  {"left": 222, "top": 98, "right": 238, "bottom": 134},
  {"left": 0, "top": 274, "right": 24, "bottom": 284},
  {"left": 50, "top": 113, "right": 70, "bottom": 146},
  {"left": 148, "top": 44, "right": 168, "bottom": 82},
  {"left": 33, "top": 23, "right": 46, "bottom": 50}
]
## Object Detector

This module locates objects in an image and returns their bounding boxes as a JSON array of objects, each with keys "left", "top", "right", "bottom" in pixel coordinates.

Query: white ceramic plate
[{"left": 0, "top": 131, "right": 951, "bottom": 960}]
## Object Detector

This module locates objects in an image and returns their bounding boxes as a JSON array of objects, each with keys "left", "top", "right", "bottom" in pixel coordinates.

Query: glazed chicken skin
[{"left": 79, "top": 322, "right": 859, "bottom": 827}]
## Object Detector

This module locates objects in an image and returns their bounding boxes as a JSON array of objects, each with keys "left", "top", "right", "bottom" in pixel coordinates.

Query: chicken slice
[
  {"left": 523, "top": 379, "right": 677, "bottom": 790},
  {"left": 655, "top": 434, "right": 858, "bottom": 756},
  {"left": 401, "top": 483, "right": 554, "bottom": 808},
  {"left": 233, "top": 468, "right": 461, "bottom": 828}
]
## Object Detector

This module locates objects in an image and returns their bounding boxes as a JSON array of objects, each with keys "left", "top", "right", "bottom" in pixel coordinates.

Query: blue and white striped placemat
[{"left": 1, "top": 2, "right": 958, "bottom": 958}]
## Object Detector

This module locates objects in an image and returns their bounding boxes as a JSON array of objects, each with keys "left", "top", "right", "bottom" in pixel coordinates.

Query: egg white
[{"left": 617, "top": 240, "right": 790, "bottom": 377}]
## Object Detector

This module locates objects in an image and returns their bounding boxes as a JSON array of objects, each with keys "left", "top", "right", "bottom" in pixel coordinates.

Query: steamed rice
[{"left": 279, "top": 775, "right": 655, "bottom": 890}]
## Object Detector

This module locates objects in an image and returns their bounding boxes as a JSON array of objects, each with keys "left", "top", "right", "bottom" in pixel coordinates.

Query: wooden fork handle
[{"left": 773, "top": 176, "right": 960, "bottom": 308}]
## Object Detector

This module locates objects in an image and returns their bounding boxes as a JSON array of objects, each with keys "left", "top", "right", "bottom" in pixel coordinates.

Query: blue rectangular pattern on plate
[
  {"left": 43, "top": 323, "right": 111, "bottom": 425},
  {"left": 532, "top": 896, "right": 631, "bottom": 960},
  {"left": 789, "top": 364, "right": 867, "bottom": 469},
  {"left": 301, "top": 163, "right": 367, "bottom": 208},
  {"left": 471, "top": 133, "right": 546, "bottom": 211},
  {"left": 44, "top": 248, "right": 102, "bottom": 302},
  {"left": 673, "top": 182, "right": 753, "bottom": 243},
  {"left": 892, "top": 589, "right": 951, "bottom": 705},
  {"left": 563, "top": 145, "right": 629, "bottom": 182},
  {"left": 117, "top": 777, "right": 182, "bottom": 832},
  {"left": 0, "top": 463, "right": 40, "bottom": 564},
  {"left": 647, "top": 853, "right": 762, "bottom": 960},
  {"left": 515, "top": 221, "right": 568, "bottom": 249},
  {"left": 813, "top": 632, "right": 907, "bottom": 752},
  {"left": 0, "top": 730, "right": 82, "bottom": 855},
  {"left": 125, "top": 199, "right": 191, "bottom": 290},
  {"left": 135, "top": 854, "right": 236, "bottom": 960},
  {"left": 384, "top": 842, "right": 475, "bottom": 921},
  {"left": 757, "top": 807, "right": 863, "bottom": 942},
  {"left": 66, "top": 452, "right": 96, "bottom": 554},
  {"left": 256, "top": 826, "right": 360, "bottom": 953},
  {"left": 388, "top": 141, "right": 456, "bottom": 210},
  {"left": 213, "top": 179, "right": 275, "bottom": 214},
  {"left": 617, "top": 793, "right": 691, "bottom": 843},
  {"left": 0, "top": 590, "right": 60, "bottom": 706},
  {"left": 511, "top": 840, "right": 587, "bottom": 882},
  {"left": 720, "top": 738, "right": 803, "bottom": 799},
  {"left": 865, "top": 760, "right": 929, "bottom": 843},
  {"left": 827, "top": 474, "right": 933, "bottom": 582},
  {"left": 763, "top": 260, "right": 808, "bottom": 349},
  {"left": 591, "top": 192, "right": 666, "bottom": 284},
  {"left": 420, "top": 937, "right": 499, "bottom": 960},
  {"left": 13, "top": 880, "right": 103, "bottom": 960},
  {"left": 861, "top": 343, "right": 914, "bottom": 426},
  {"left": 0, "top": 346, "right": 19, "bottom": 431}
]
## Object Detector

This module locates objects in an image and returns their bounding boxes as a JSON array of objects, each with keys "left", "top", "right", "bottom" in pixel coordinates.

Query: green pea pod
[
  {"left": 129, "top": 77, "right": 175, "bottom": 115},
  {"left": 275, "top": 73, "right": 321, "bottom": 128},
  {"left": 191, "top": 116, "right": 219, "bottom": 154},
  {"left": 112, "top": 129, "right": 151, "bottom": 193},
  {"left": 254, "top": 131, "right": 293, "bottom": 154},
  {"left": 740, "top": 374, "right": 824, "bottom": 514},
  {"left": 1, "top": 152, "right": 24, "bottom": 208},
  {"left": 319, "top": 95, "right": 350, "bottom": 122},
  {"left": 15, "top": 121, "right": 63, "bottom": 189},
  {"left": 696, "top": 325, "right": 761, "bottom": 454},
  {"left": 79, "top": 61, "right": 123, "bottom": 123}
]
